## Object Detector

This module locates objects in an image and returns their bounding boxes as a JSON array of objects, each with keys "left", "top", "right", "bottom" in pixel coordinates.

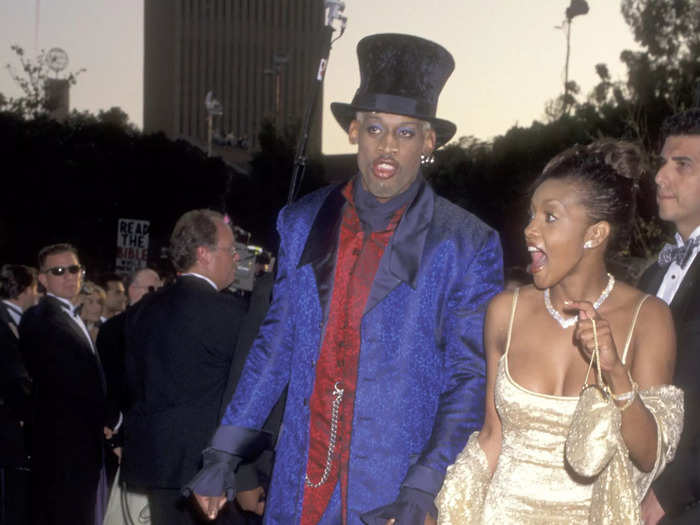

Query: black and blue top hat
[{"left": 331, "top": 33, "right": 457, "bottom": 148}]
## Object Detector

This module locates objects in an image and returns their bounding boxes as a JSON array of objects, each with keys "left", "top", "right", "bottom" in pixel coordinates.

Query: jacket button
[{"left": 303, "top": 398, "right": 308, "bottom": 406}]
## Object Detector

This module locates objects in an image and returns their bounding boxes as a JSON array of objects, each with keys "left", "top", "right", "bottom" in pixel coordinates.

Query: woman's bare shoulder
[
  {"left": 614, "top": 281, "right": 670, "bottom": 322},
  {"left": 487, "top": 285, "right": 540, "bottom": 325}
]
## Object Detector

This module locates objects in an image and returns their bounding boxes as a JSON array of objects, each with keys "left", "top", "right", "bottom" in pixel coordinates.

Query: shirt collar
[
  {"left": 674, "top": 224, "right": 700, "bottom": 247},
  {"left": 2, "top": 299, "right": 23, "bottom": 315},
  {"left": 47, "top": 292, "right": 77, "bottom": 312},
  {"left": 181, "top": 272, "right": 218, "bottom": 291}
]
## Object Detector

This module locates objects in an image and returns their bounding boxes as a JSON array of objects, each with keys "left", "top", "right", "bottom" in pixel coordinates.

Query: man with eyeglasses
[
  {"left": 19, "top": 243, "right": 107, "bottom": 525},
  {"left": 121, "top": 210, "right": 249, "bottom": 525}
]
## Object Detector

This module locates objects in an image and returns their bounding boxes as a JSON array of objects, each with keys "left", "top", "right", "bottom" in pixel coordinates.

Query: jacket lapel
[
  {"left": 364, "top": 181, "right": 434, "bottom": 315},
  {"left": 45, "top": 296, "right": 94, "bottom": 352},
  {"left": 638, "top": 261, "right": 666, "bottom": 296},
  {"left": 0, "top": 303, "right": 19, "bottom": 339},
  {"left": 297, "top": 185, "right": 345, "bottom": 320},
  {"left": 670, "top": 254, "right": 700, "bottom": 323}
]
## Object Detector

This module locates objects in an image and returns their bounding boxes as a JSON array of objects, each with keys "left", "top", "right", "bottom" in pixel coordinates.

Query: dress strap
[
  {"left": 621, "top": 294, "right": 650, "bottom": 365},
  {"left": 505, "top": 288, "right": 519, "bottom": 356}
]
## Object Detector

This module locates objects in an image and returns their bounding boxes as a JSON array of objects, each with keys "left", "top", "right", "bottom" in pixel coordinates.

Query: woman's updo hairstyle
[{"left": 534, "top": 139, "right": 645, "bottom": 251}]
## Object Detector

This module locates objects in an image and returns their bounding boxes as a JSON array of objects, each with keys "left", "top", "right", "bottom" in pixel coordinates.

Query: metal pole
[
  {"left": 207, "top": 113, "right": 213, "bottom": 157},
  {"left": 563, "top": 19, "right": 572, "bottom": 115}
]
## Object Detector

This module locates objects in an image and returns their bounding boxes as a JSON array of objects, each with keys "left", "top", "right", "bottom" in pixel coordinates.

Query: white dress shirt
[
  {"left": 2, "top": 299, "right": 23, "bottom": 326},
  {"left": 656, "top": 224, "right": 700, "bottom": 305},
  {"left": 181, "top": 272, "right": 218, "bottom": 291}
]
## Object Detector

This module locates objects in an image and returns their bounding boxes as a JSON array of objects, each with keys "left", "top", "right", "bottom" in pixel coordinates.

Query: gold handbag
[{"left": 565, "top": 319, "right": 622, "bottom": 478}]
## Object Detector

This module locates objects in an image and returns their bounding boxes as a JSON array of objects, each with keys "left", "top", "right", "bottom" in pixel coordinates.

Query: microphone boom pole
[{"left": 287, "top": 1, "right": 347, "bottom": 204}]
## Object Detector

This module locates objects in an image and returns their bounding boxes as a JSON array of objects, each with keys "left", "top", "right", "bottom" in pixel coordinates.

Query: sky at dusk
[{"left": 0, "top": 1, "right": 639, "bottom": 154}]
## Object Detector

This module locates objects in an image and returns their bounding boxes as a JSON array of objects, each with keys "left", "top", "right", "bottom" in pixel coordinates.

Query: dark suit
[
  {"left": 0, "top": 302, "right": 32, "bottom": 525},
  {"left": 639, "top": 255, "right": 700, "bottom": 523},
  {"left": 122, "top": 276, "right": 245, "bottom": 524},
  {"left": 19, "top": 295, "right": 106, "bottom": 525},
  {"left": 96, "top": 311, "right": 128, "bottom": 486}
]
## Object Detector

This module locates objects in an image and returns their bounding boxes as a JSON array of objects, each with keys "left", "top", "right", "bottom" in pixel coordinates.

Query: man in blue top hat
[{"left": 186, "top": 33, "right": 503, "bottom": 525}]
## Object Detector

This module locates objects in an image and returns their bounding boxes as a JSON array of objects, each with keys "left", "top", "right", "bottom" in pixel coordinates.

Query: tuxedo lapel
[
  {"left": 44, "top": 296, "right": 94, "bottom": 353},
  {"left": 638, "top": 261, "right": 666, "bottom": 295},
  {"left": 0, "top": 303, "right": 19, "bottom": 339},
  {"left": 670, "top": 255, "right": 700, "bottom": 322}
]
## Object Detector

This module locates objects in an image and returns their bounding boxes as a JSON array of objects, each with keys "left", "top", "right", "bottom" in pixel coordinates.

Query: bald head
[{"left": 127, "top": 268, "right": 162, "bottom": 305}]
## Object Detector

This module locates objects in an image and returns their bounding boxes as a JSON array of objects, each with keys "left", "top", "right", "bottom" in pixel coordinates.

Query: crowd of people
[{"left": 1, "top": 32, "right": 699, "bottom": 525}]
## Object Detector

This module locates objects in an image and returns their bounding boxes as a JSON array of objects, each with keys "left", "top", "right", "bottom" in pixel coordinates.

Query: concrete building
[{"left": 143, "top": 0, "right": 325, "bottom": 156}]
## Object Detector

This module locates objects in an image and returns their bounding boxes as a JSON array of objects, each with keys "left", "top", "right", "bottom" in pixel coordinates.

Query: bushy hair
[
  {"left": 37, "top": 243, "right": 79, "bottom": 270},
  {"left": 169, "top": 209, "right": 225, "bottom": 272},
  {"left": 661, "top": 108, "right": 700, "bottom": 140},
  {"left": 98, "top": 272, "right": 123, "bottom": 290},
  {"left": 0, "top": 264, "right": 37, "bottom": 300},
  {"left": 533, "top": 139, "right": 645, "bottom": 251}
]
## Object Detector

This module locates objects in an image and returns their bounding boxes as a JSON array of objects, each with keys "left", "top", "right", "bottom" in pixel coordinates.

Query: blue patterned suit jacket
[{"left": 219, "top": 180, "right": 503, "bottom": 524}]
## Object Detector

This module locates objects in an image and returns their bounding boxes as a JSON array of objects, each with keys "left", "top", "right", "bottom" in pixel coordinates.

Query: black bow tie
[{"left": 658, "top": 237, "right": 699, "bottom": 268}]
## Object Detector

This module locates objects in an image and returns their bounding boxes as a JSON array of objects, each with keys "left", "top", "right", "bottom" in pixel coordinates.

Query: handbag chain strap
[{"left": 582, "top": 318, "right": 610, "bottom": 396}]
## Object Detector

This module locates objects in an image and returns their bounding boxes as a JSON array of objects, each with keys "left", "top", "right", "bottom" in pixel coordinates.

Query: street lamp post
[
  {"left": 263, "top": 53, "right": 289, "bottom": 121},
  {"left": 561, "top": 0, "right": 589, "bottom": 115},
  {"left": 204, "top": 91, "right": 223, "bottom": 157}
]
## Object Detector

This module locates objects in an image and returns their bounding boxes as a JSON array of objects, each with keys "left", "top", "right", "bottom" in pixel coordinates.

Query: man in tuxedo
[
  {"left": 98, "top": 267, "right": 163, "bottom": 486},
  {"left": 122, "top": 210, "right": 247, "bottom": 525},
  {"left": 0, "top": 264, "right": 38, "bottom": 525},
  {"left": 19, "top": 244, "right": 106, "bottom": 525},
  {"left": 639, "top": 108, "right": 700, "bottom": 524}
]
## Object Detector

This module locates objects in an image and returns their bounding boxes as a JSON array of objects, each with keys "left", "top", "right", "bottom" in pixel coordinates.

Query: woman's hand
[{"left": 567, "top": 300, "right": 624, "bottom": 375}]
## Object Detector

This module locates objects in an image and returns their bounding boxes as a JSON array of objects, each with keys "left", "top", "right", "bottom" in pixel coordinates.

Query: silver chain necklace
[
  {"left": 543, "top": 273, "right": 615, "bottom": 329},
  {"left": 305, "top": 381, "right": 344, "bottom": 488}
]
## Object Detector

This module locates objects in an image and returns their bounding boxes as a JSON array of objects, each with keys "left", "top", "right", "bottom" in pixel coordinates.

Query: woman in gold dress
[{"left": 436, "top": 140, "right": 684, "bottom": 524}]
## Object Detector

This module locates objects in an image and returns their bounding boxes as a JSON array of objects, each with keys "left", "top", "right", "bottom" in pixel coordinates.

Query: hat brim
[{"left": 330, "top": 102, "right": 456, "bottom": 148}]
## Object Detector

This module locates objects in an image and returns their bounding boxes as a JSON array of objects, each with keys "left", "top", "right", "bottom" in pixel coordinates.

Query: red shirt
[{"left": 300, "top": 181, "right": 405, "bottom": 524}]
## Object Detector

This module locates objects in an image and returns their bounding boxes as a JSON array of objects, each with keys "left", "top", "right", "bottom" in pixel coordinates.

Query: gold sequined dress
[{"left": 436, "top": 290, "right": 684, "bottom": 525}]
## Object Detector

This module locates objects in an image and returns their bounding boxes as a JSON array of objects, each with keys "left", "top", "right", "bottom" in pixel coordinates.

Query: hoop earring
[{"left": 420, "top": 153, "right": 435, "bottom": 166}]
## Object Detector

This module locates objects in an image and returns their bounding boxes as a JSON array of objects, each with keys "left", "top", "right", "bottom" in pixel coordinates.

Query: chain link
[{"left": 305, "top": 381, "right": 344, "bottom": 488}]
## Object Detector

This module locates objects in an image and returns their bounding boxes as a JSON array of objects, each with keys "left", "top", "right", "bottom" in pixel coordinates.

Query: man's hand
[
  {"left": 194, "top": 493, "right": 227, "bottom": 521},
  {"left": 641, "top": 489, "right": 665, "bottom": 525},
  {"left": 236, "top": 486, "right": 265, "bottom": 516},
  {"left": 112, "top": 446, "right": 122, "bottom": 463}
]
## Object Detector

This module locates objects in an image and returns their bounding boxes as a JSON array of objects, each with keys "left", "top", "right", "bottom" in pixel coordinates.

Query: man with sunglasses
[{"left": 19, "top": 243, "right": 107, "bottom": 525}]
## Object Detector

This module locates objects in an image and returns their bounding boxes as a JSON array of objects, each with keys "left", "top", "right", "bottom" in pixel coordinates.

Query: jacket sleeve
[
  {"left": 219, "top": 207, "right": 296, "bottom": 430},
  {"left": 403, "top": 228, "right": 503, "bottom": 496},
  {"left": 184, "top": 208, "right": 298, "bottom": 498}
]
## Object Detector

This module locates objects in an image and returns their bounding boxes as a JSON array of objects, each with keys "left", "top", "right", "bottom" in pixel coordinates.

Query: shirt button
[{"left": 671, "top": 275, "right": 676, "bottom": 279}]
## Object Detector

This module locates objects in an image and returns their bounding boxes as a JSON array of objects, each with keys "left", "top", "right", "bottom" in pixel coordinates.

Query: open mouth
[
  {"left": 372, "top": 157, "right": 398, "bottom": 179},
  {"left": 527, "top": 245, "right": 547, "bottom": 274}
]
